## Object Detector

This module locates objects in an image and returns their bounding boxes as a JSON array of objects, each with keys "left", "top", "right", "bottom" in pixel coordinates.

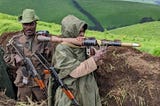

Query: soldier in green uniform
[{"left": 51, "top": 15, "right": 107, "bottom": 106}]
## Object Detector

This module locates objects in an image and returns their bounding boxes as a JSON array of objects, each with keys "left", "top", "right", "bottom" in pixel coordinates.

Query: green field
[
  {"left": 0, "top": 13, "right": 160, "bottom": 56},
  {"left": 109, "top": 21, "right": 160, "bottom": 56},
  {"left": 77, "top": 0, "right": 160, "bottom": 29},
  {"left": 0, "top": 0, "right": 93, "bottom": 25},
  {"left": 1, "top": 0, "right": 160, "bottom": 30}
]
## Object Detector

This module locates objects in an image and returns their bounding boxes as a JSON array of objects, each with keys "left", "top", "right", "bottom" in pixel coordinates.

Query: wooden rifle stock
[
  {"left": 33, "top": 52, "right": 80, "bottom": 106},
  {"left": 8, "top": 39, "right": 47, "bottom": 95}
]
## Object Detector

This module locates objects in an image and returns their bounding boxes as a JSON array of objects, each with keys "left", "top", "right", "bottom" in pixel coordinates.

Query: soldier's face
[
  {"left": 22, "top": 21, "right": 37, "bottom": 36},
  {"left": 78, "top": 27, "right": 85, "bottom": 37}
]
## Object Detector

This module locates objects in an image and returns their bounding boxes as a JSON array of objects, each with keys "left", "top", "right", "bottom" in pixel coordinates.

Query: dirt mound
[
  {"left": 0, "top": 31, "right": 22, "bottom": 49},
  {"left": 0, "top": 32, "right": 160, "bottom": 106},
  {"left": 96, "top": 47, "right": 160, "bottom": 106}
]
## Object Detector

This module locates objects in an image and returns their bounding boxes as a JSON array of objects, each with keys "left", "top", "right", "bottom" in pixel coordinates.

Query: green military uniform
[
  {"left": 0, "top": 46, "right": 15, "bottom": 99},
  {"left": 51, "top": 15, "right": 101, "bottom": 106}
]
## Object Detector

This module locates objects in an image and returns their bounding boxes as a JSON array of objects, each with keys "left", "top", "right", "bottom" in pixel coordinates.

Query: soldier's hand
[
  {"left": 93, "top": 46, "right": 107, "bottom": 65},
  {"left": 14, "top": 54, "right": 25, "bottom": 66}
]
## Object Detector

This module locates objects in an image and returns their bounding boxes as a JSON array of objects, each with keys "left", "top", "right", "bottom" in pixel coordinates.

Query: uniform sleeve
[
  {"left": 70, "top": 57, "right": 97, "bottom": 78},
  {"left": 54, "top": 44, "right": 81, "bottom": 79},
  {"left": 3, "top": 43, "right": 21, "bottom": 68}
]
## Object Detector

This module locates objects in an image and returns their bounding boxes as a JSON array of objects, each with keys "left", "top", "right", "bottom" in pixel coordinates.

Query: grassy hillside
[
  {"left": 0, "top": 13, "right": 61, "bottom": 35},
  {"left": 0, "top": 13, "right": 159, "bottom": 56},
  {"left": 0, "top": 0, "right": 93, "bottom": 25},
  {"left": 1, "top": 0, "right": 160, "bottom": 30},
  {"left": 77, "top": 0, "right": 160, "bottom": 29},
  {"left": 109, "top": 21, "right": 160, "bottom": 56}
]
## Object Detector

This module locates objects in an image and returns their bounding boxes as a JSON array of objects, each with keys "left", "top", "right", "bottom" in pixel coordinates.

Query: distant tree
[
  {"left": 107, "top": 25, "right": 117, "bottom": 30},
  {"left": 139, "top": 17, "right": 155, "bottom": 23}
]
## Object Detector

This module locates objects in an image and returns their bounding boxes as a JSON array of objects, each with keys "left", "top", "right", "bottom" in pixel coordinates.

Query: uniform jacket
[
  {"left": 4, "top": 31, "right": 53, "bottom": 87},
  {"left": 53, "top": 15, "right": 102, "bottom": 106}
]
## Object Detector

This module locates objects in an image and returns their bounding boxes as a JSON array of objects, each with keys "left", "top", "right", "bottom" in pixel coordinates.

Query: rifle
[
  {"left": 33, "top": 52, "right": 80, "bottom": 106},
  {"left": 7, "top": 39, "right": 47, "bottom": 97}
]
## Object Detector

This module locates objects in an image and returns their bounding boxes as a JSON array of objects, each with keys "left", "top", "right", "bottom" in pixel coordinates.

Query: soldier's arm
[{"left": 3, "top": 44, "right": 21, "bottom": 69}]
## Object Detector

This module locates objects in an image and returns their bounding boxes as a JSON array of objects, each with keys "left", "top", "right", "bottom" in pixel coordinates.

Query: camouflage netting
[{"left": 0, "top": 31, "right": 160, "bottom": 106}]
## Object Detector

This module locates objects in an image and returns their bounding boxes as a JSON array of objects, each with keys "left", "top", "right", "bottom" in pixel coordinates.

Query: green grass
[
  {"left": 0, "top": 13, "right": 61, "bottom": 35},
  {"left": 1, "top": 0, "right": 160, "bottom": 30},
  {"left": 0, "top": 0, "right": 93, "bottom": 25},
  {"left": 77, "top": 0, "right": 160, "bottom": 29},
  {"left": 109, "top": 21, "right": 160, "bottom": 56},
  {"left": 0, "top": 13, "right": 160, "bottom": 56}
]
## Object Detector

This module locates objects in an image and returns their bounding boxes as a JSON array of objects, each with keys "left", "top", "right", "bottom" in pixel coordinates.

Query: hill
[
  {"left": 0, "top": 13, "right": 160, "bottom": 56},
  {"left": 0, "top": 0, "right": 93, "bottom": 26},
  {"left": 1, "top": 0, "right": 160, "bottom": 31},
  {"left": 77, "top": 0, "right": 160, "bottom": 29},
  {"left": 109, "top": 21, "right": 160, "bottom": 56}
]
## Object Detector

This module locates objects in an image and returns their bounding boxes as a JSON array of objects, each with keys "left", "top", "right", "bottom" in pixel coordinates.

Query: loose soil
[{"left": 0, "top": 31, "right": 160, "bottom": 106}]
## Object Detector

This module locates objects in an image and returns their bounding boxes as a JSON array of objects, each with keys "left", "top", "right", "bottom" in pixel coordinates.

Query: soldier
[
  {"left": 51, "top": 15, "right": 107, "bottom": 106},
  {"left": 3, "top": 9, "right": 52, "bottom": 102}
]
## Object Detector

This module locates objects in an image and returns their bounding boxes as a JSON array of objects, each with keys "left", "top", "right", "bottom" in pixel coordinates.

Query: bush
[{"left": 139, "top": 17, "right": 155, "bottom": 23}]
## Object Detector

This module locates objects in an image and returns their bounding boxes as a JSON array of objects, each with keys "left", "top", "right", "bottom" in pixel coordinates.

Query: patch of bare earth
[{"left": 96, "top": 47, "right": 160, "bottom": 106}]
